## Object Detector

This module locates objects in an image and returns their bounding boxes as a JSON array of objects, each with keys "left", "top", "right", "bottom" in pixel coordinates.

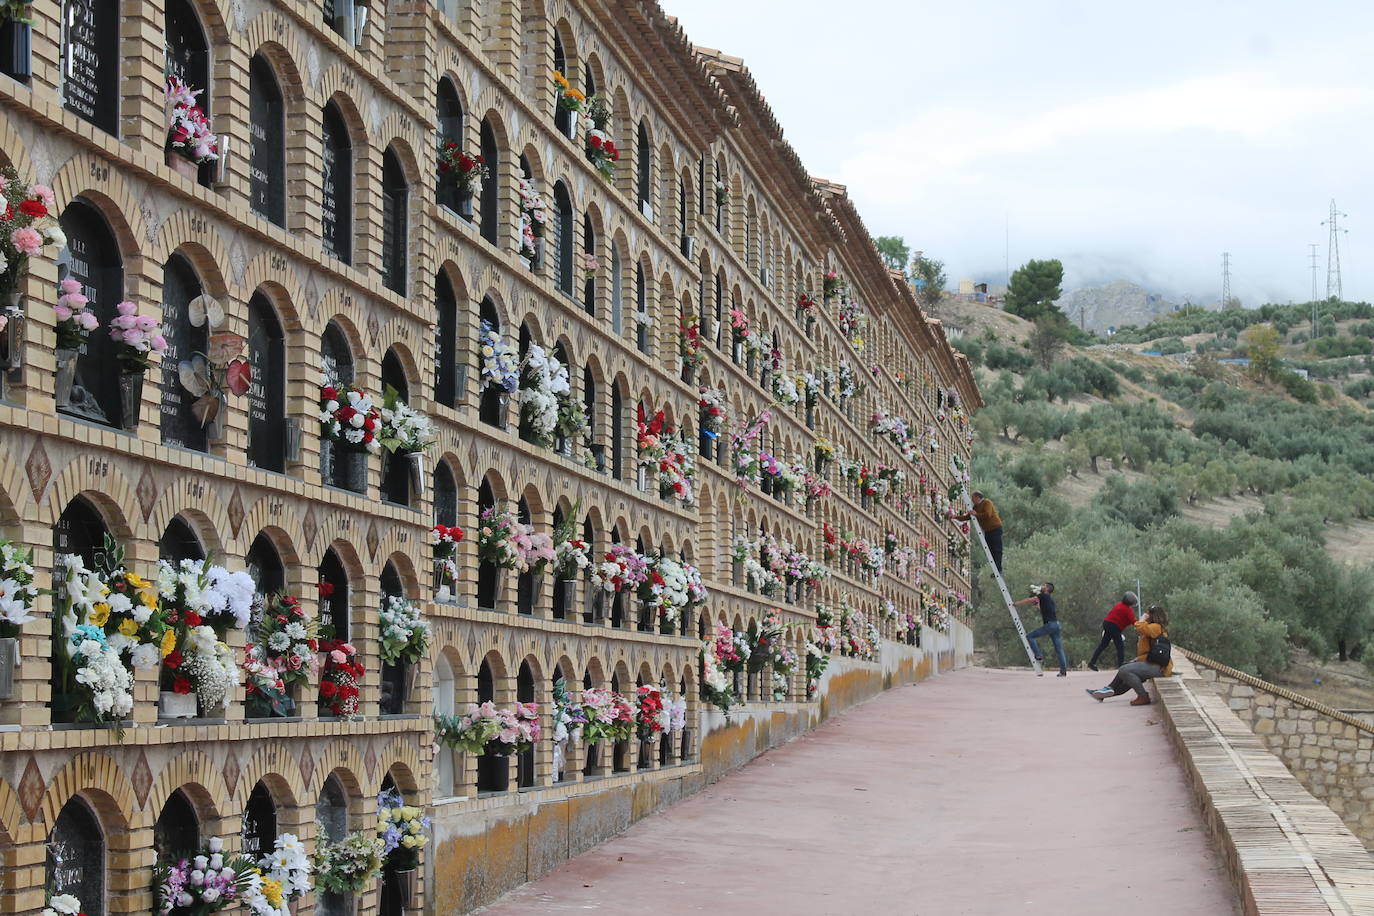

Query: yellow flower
[
  {"left": 160, "top": 629, "right": 177, "bottom": 658},
  {"left": 125, "top": 572, "right": 149, "bottom": 588},
  {"left": 263, "top": 877, "right": 284, "bottom": 907},
  {"left": 551, "top": 70, "right": 569, "bottom": 88},
  {"left": 88, "top": 602, "right": 111, "bottom": 627},
  {"left": 139, "top": 588, "right": 158, "bottom": 609},
  {"left": 118, "top": 617, "right": 139, "bottom": 637},
  {"left": 565, "top": 88, "right": 586, "bottom": 102}
]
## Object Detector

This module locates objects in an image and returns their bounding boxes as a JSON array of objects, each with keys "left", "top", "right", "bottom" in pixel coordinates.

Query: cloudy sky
[{"left": 666, "top": 0, "right": 1374, "bottom": 307}]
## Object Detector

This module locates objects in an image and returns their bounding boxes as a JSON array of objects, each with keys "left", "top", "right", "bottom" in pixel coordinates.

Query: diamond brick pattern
[
  {"left": 130, "top": 749, "right": 153, "bottom": 807},
  {"left": 24, "top": 439, "right": 50, "bottom": 503},
  {"left": 227, "top": 486, "right": 245, "bottom": 538},
  {"left": 136, "top": 466, "right": 157, "bottom": 522},
  {"left": 366, "top": 520, "right": 379, "bottom": 561},
  {"left": 303, "top": 507, "right": 319, "bottom": 551},
  {"left": 222, "top": 751, "right": 240, "bottom": 798},
  {"left": 17, "top": 755, "right": 43, "bottom": 822}
]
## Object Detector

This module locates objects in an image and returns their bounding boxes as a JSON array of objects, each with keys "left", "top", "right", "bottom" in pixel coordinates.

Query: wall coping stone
[{"left": 1155, "top": 653, "right": 1374, "bottom": 915}]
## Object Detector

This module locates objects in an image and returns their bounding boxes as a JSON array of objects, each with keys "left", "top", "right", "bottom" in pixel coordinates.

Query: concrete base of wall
[{"left": 430, "top": 625, "right": 972, "bottom": 913}]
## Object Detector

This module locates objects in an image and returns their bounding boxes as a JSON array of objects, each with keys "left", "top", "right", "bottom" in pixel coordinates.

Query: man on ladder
[
  {"left": 956, "top": 484, "right": 1041, "bottom": 675},
  {"left": 957, "top": 491, "right": 1002, "bottom": 573}
]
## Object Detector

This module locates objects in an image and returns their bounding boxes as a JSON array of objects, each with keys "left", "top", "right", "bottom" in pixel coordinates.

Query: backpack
[{"left": 1146, "top": 630, "right": 1172, "bottom": 668}]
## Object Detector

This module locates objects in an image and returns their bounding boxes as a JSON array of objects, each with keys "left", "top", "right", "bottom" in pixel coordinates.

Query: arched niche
[
  {"left": 475, "top": 479, "right": 499, "bottom": 610},
  {"left": 475, "top": 658, "right": 507, "bottom": 793},
  {"left": 479, "top": 118, "right": 499, "bottom": 244},
  {"left": 378, "top": 561, "right": 406, "bottom": 716},
  {"left": 159, "top": 252, "right": 209, "bottom": 451},
  {"left": 320, "top": 321, "right": 365, "bottom": 493},
  {"left": 245, "top": 530, "right": 285, "bottom": 603},
  {"left": 246, "top": 291, "right": 287, "bottom": 472},
  {"left": 379, "top": 348, "right": 411, "bottom": 506},
  {"left": 239, "top": 780, "right": 276, "bottom": 861},
  {"left": 46, "top": 795, "right": 105, "bottom": 913},
  {"left": 552, "top": 181, "right": 574, "bottom": 295},
  {"left": 158, "top": 515, "right": 206, "bottom": 563},
  {"left": 321, "top": 101, "right": 353, "bottom": 264},
  {"left": 434, "top": 271, "right": 459, "bottom": 408},
  {"left": 317, "top": 547, "right": 350, "bottom": 643},
  {"left": 436, "top": 77, "right": 465, "bottom": 213},
  {"left": 517, "top": 660, "right": 536, "bottom": 788},
  {"left": 153, "top": 788, "right": 200, "bottom": 864},
  {"left": 248, "top": 53, "right": 286, "bottom": 226},
  {"left": 381, "top": 146, "right": 408, "bottom": 295},
  {"left": 58, "top": 198, "right": 125, "bottom": 426}
]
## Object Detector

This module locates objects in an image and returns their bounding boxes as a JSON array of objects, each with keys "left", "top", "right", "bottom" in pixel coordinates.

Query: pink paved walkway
[{"left": 477, "top": 668, "right": 1239, "bottom": 915}]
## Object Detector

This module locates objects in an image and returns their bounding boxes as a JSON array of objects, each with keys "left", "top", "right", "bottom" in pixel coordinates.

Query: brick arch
[
  {"left": 471, "top": 100, "right": 510, "bottom": 150},
  {"left": 379, "top": 339, "right": 421, "bottom": 391},
  {"left": 320, "top": 535, "right": 365, "bottom": 588},
  {"left": 239, "top": 15, "right": 309, "bottom": 100},
  {"left": 379, "top": 121, "right": 425, "bottom": 187},
  {"left": 476, "top": 284, "right": 514, "bottom": 331},
  {"left": 235, "top": 505, "right": 302, "bottom": 568},
  {"left": 380, "top": 752, "right": 421, "bottom": 797},
  {"left": 235, "top": 745, "right": 304, "bottom": 810},
  {"left": 147, "top": 498, "right": 229, "bottom": 561},
  {"left": 0, "top": 105, "right": 37, "bottom": 179},
  {"left": 582, "top": 655, "right": 605, "bottom": 686},
  {"left": 39, "top": 463, "right": 137, "bottom": 539},
  {"left": 238, "top": 260, "right": 304, "bottom": 331},
  {"left": 50, "top": 154, "right": 149, "bottom": 263},
  {"left": 39, "top": 753, "right": 137, "bottom": 831},
  {"left": 516, "top": 140, "right": 546, "bottom": 182},
  {"left": 317, "top": 306, "right": 369, "bottom": 370},
  {"left": 152, "top": 234, "right": 232, "bottom": 305},
  {"left": 309, "top": 745, "right": 368, "bottom": 800},
  {"left": 0, "top": 449, "right": 27, "bottom": 525},
  {"left": 317, "top": 77, "right": 371, "bottom": 148},
  {"left": 147, "top": 748, "right": 230, "bottom": 826},
  {"left": 381, "top": 550, "right": 421, "bottom": 600}
]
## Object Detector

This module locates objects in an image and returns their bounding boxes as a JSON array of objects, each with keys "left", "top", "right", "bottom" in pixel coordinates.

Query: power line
[
  {"left": 1309, "top": 243, "right": 1320, "bottom": 337},
  {"left": 1322, "top": 199, "right": 1348, "bottom": 301},
  {"left": 1221, "top": 252, "right": 1231, "bottom": 309}
]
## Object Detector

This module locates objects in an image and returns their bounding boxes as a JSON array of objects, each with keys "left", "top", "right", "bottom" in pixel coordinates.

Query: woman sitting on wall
[{"left": 1085, "top": 605, "right": 1172, "bottom": 706}]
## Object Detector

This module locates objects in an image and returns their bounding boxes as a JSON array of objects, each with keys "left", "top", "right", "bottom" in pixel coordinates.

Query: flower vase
[
  {"left": 0, "top": 20, "right": 30, "bottom": 80},
  {"left": 557, "top": 579, "right": 576, "bottom": 618},
  {"left": 159, "top": 690, "right": 197, "bottom": 719},
  {"left": 680, "top": 363, "right": 694, "bottom": 384},
  {"left": 165, "top": 150, "right": 200, "bottom": 181},
  {"left": 563, "top": 110, "right": 578, "bottom": 140},
  {"left": 204, "top": 393, "right": 228, "bottom": 441},
  {"left": 0, "top": 637, "right": 17, "bottom": 700},
  {"left": 403, "top": 661, "right": 419, "bottom": 699},
  {"left": 392, "top": 867, "right": 417, "bottom": 907},
  {"left": 406, "top": 451, "right": 428, "bottom": 497},
  {"left": 118, "top": 371, "right": 144, "bottom": 430},
  {"left": 457, "top": 189, "right": 474, "bottom": 220},
  {"left": 636, "top": 464, "right": 648, "bottom": 492},
  {"left": 533, "top": 236, "right": 545, "bottom": 271},
  {"left": 732, "top": 340, "right": 743, "bottom": 363}
]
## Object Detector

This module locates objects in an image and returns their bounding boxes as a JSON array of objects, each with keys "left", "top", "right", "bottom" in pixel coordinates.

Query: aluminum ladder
[{"left": 959, "top": 487, "right": 1042, "bottom": 675}]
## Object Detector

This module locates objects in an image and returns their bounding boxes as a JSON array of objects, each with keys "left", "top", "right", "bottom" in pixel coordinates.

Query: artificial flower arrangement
[
  {"left": 516, "top": 175, "right": 548, "bottom": 262},
  {"left": 53, "top": 277, "right": 99, "bottom": 350},
  {"left": 0, "top": 538, "right": 37, "bottom": 636},
  {"left": 155, "top": 835, "right": 259, "bottom": 916},
  {"left": 715, "top": 622, "right": 750, "bottom": 674},
  {"left": 637, "top": 554, "right": 704, "bottom": 627},
  {"left": 796, "top": 291, "right": 818, "bottom": 318},
  {"left": 437, "top": 138, "right": 489, "bottom": 192},
  {"left": 838, "top": 295, "right": 865, "bottom": 340},
  {"left": 837, "top": 600, "right": 881, "bottom": 661},
  {"left": 822, "top": 270, "right": 845, "bottom": 300},
  {"left": 728, "top": 307, "right": 752, "bottom": 349},
  {"left": 732, "top": 536, "right": 781, "bottom": 598},
  {"left": 243, "top": 592, "right": 318, "bottom": 717},
  {"left": 431, "top": 524, "right": 464, "bottom": 597},
  {"left": 583, "top": 95, "right": 619, "bottom": 180},
  {"left": 836, "top": 359, "right": 863, "bottom": 401},
  {"left": 518, "top": 342, "right": 571, "bottom": 447},
  {"left": 553, "top": 534, "right": 591, "bottom": 581},
  {"left": 699, "top": 635, "right": 736, "bottom": 715},
  {"left": 697, "top": 386, "right": 726, "bottom": 438},
  {"left": 165, "top": 76, "right": 219, "bottom": 166},
  {"left": 635, "top": 404, "right": 695, "bottom": 504},
  {"left": 813, "top": 436, "right": 835, "bottom": 470},
  {"left": 770, "top": 644, "right": 798, "bottom": 701},
  {"left": 747, "top": 610, "right": 787, "bottom": 673},
  {"left": 805, "top": 641, "right": 829, "bottom": 697},
  {"left": 476, "top": 505, "right": 554, "bottom": 573},
  {"left": 728, "top": 409, "right": 770, "bottom": 489},
  {"left": 313, "top": 831, "right": 386, "bottom": 895},
  {"left": 635, "top": 684, "right": 666, "bottom": 741},
  {"left": 377, "top": 387, "right": 437, "bottom": 455},
  {"left": 41, "top": 894, "right": 86, "bottom": 916},
  {"left": 154, "top": 557, "right": 254, "bottom": 713},
  {"left": 478, "top": 321, "right": 520, "bottom": 394},
  {"left": 52, "top": 536, "right": 164, "bottom": 724},
  {"left": 0, "top": 166, "right": 65, "bottom": 301},
  {"left": 377, "top": 788, "right": 431, "bottom": 871},
  {"left": 378, "top": 594, "right": 429, "bottom": 666},
  {"left": 714, "top": 180, "right": 728, "bottom": 210},
  {"left": 110, "top": 300, "right": 169, "bottom": 372},
  {"left": 318, "top": 638, "right": 364, "bottom": 718},
  {"left": 245, "top": 834, "right": 312, "bottom": 916},
  {"left": 434, "top": 700, "right": 540, "bottom": 755},
  {"left": 771, "top": 370, "right": 800, "bottom": 406},
  {"left": 586, "top": 542, "right": 649, "bottom": 595},
  {"left": 679, "top": 315, "right": 705, "bottom": 373},
  {"left": 552, "top": 70, "right": 586, "bottom": 114},
  {"left": 575, "top": 686, "right": 635, "bottom": 744},
  {"left": 319, "top": 382, "right": 382, "bottom": 454}
]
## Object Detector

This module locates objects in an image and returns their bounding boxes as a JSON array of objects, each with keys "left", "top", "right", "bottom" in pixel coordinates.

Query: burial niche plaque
[
  {"left": 61, "top": 0, "right": 118, "bottom": 135},
  {"left": 249, "top": 56, "right": 286, "bottom": 226}
]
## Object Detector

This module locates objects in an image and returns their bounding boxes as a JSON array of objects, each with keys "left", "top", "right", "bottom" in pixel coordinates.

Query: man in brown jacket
[{"left": 958, "top": 491, "right": 1002, "bottom": 573}]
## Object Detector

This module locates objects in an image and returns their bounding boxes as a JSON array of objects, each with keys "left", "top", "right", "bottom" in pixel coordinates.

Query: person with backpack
[
  {"left": 1085, "top": 605, "right": 1172, "bottom": 705},
  {"left": 1087, "top": 591, "right": 1138, "bottom": 671}
]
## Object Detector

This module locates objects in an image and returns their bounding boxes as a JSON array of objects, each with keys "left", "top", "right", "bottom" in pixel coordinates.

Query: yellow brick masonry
[{"left": 0, "top": 1, "right": 978, "bottom": 914}]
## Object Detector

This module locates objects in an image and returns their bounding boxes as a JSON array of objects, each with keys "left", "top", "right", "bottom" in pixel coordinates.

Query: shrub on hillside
[{"left": 1092, "top": 474, "right": 1178, "bottom": 529}]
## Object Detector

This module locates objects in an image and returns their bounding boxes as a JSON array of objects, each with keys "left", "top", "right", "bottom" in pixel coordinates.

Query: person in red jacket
[{"left": 1087, "top": 592, "right": 1138, "bottom": 671}]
